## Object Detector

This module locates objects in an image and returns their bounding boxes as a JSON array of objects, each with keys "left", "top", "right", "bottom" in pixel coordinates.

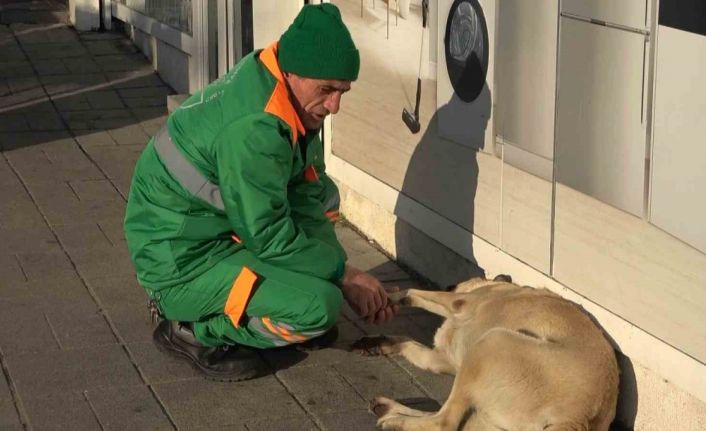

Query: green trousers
[{"left": 147, "top": 249, "right": 343, "bottom": 348}]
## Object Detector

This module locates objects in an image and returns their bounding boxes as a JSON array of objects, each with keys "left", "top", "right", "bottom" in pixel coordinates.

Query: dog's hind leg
[
  {"left": 352, "top": 335, "right": 455, "bottom": 374},
  {"left": 390, "top": 289, "right": 471, "bottom": 318},
  {"left": 372, "top": 372, "right": 473, "bottom": 430}
]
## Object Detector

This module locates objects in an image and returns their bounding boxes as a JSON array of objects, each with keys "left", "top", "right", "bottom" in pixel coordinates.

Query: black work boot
[{"left": 153, "top": 320, "right": 268, "bottom": 382}]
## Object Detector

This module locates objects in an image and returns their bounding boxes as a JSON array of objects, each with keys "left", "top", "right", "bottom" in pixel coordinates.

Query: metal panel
[
  {"left": 561, "top": 0, "right": 648, "bottom": 29},
  {"left": 555, "top": 18, "right": 646, "bottom": 217},
  {"left": 650, "top": 26, "right": 706, "bottom": 254},
  {"left": 495, "top": 0, "right": 558, "bottom": 162}
]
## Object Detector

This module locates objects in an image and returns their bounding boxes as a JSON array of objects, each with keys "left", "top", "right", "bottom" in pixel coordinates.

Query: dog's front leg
[
  {"left": 390, "top": 289, "right": 470, "bottom": 319},
  {"left": 351, "top": 336, "right": 455, "bottom": 374}
]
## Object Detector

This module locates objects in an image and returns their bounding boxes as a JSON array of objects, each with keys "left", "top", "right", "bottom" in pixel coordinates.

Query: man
[{"left": 124, "top": 3, "right": 396, "bottom": 382}]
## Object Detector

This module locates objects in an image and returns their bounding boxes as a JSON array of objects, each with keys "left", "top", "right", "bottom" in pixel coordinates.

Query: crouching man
[{"left": 124, "top": 4, "right": 396, "bottom": 381}]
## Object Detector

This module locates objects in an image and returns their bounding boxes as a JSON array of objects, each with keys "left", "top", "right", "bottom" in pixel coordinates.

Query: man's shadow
[{"left": 393, "top": 83, "right": 491, "bottom": 288}]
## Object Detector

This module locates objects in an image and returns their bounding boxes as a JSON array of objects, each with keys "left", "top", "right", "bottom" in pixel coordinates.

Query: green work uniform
[{"left": 123, "top": 43, "right": 347, "bottom": 348}]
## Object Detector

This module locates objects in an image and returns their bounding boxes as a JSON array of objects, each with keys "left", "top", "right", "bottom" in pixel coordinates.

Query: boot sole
[{"left": 153, "top": 327, "right": 265, "bottom": 382}]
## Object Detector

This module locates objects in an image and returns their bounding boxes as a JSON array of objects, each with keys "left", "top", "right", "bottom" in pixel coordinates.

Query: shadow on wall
[{"left": 393, "top": 82, "right": 491, "bottom": 288}]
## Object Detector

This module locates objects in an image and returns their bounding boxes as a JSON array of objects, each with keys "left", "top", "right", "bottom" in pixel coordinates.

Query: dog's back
[{"left": 448, "top": 280, "right": 619, "bottom": 430}]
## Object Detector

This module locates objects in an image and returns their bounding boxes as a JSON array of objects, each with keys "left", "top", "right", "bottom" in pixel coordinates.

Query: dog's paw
[
  {"left": 387, "top": 290, "right": 410, "bottom": 306},
  {"left": 369, "top": 396, "right": 394, "bottom": 418},
  {"left": 350, "top": 336, "right": 391, "bottom": 356}
]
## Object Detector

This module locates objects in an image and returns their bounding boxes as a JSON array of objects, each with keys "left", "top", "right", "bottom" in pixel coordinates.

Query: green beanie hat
[{"left": 279, "top": 4, "right": 360, "bottom": 81}]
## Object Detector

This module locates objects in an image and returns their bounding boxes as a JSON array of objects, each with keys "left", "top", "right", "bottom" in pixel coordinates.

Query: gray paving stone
[
  {"left": 0, "top": 225, "right": 59, "bottom": 254},
  {"left": 0, "top": 272, "right": 91, "bottom": 301},
  {"left": 0, "top": 129, "right": 72, "bottom": 151},
  {"left": 316, "top": 409, "right": 377, "bottom": 431},
  {"left": 0, "top": 290, "right": 114, "bottom": 353},
  {"left": 0, "top": 63, "right": 34, "bottom": 82},
  {"left": 15, "top": 249, "right": 74, "bottom": 280},
  {"left": 0, "top": 254, "right": 27, "bottom": 287},
  {"left": 85, "top": 144, "right": 145, "bottom": 180},
  {"left": 123, "top": 95, "right": 167, "bottom": 108},
  {"left": 52, "top": 223, "right": 111, "bottom": 250},
  {"left": 41, "top": 198, "right": 127, "bottom": 226},
  {"left": 95, "top": 54, "right": 151, "bottom": 72},
  {"left": 245, "top": 415, "right": 318, "bottom": 431},
  {"left": 39, "top": 73, "right": 107, "bottom": 95},
  {"left": 6, "top": 149, "right": 104, "bottom": 185},
  {"left": 106, "top": 303, "right": 154, "bottom": 344},
  {"left": 111, "top": 174, "right": 132, "bottom": 198},
  {"left": 52, "top": 92, "right": 92, "bottom": 111},
  {"left": 263, "top": 345, "right": 372, "bottom": 372},
  {"left": 62, "top": 57, "right": 101, "bottom": 74},
  {"left": 60, "top": 108, "right": 135, "bottom": 129},
  {"left": 333, "top": 357, "right": 426, "bottom": 402},
  {"left": 21, "top": 390, "right": 101, "bottom": 431},
  {"left": 391, "top": 357, "right": 454, "bottom": 404},
  {"left": 118, "top": 86, "right": 172, "bottom": 99},
  {"left": 68, "top": 179, "right": 122, "bottom": 201},
  {"left": 46, "top": 306, "right": 117, "bottom": 350},
  {"left": 155, "top": 376, "right": 303, "bottom": 429},
  {"left": 0, "top": 157, "right": 22, "bottom": 186},
  {"left": 74, "top": 130, "right": 117, "bottom": 148},
  {"left": 84, "top": 39, "right": 138, "bottom": 56},
  {"left": 277, "top": 366, "right": 367, "bottom": 414},
  {"left": 86, "top": 384, "right": 173, "bottom": 431},
  {"left": 0, "top": 297, "right": 61, "bottom": 353},
  {"left": 26, "top": 110, "right": 65, "bottom": 130},
  {"left": 128, "top": 342, "right": 203, "bottom": 384},
  {"left": 84, "top": 89, "right": 125, "bottom": 109},
  {"left": 14, "top": 24, "right": 77, "bottom": 45},
  {"left": 0, "top": 86, "right": 47, "bottom": 110},
  {"left": 78, "top": 31, "right": 125, "bottom": 41},
  {"left": 86, "top": 275, "right": 146, "bottom": 309},
  {"left": 6, "top": 75, "right": 41, "bottom": 93},
  {"left": 6, "top": 344, "right": 141, "bottom": 395},
  {"left": 0, "top": 79, "right": 10, "bottom": 97},
  {"left": 106, "top": 71, "right": 165, "bottom": 89},
  {"left": 32, "top": 58, "right": 70, "bottom": 75},
  {"left": 23, "top": 42, "right": 88, "bottom": 60},
  {"left": 97, "top": 218, "right": 126, "bottom": 245},
  {"left": 0, "top": 373, "right": 22, "bottom": 430},
  {"left": 0, "top": 113, "right": 31, "bottom": 132},
  {"left": 68, "top": 245, "right": 135, "bottom": 279},
  {"left": 108, "top": 123, "right": 150, "bottom": 145},
  {"left": 0, "top": 186, "right": 46, "bottom": 228}
]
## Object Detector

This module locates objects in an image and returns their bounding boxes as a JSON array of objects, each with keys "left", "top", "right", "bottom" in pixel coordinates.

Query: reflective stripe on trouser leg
[{"left": 249, "top": 316, "right": 327, "bottom": 346}]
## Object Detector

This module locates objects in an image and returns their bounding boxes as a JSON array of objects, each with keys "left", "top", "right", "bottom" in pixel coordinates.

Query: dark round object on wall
[{"left": 444, "top": 0, "right": 489, "bottom": 103}]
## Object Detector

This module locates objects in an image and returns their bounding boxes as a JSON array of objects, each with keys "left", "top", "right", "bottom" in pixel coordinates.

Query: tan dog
[{"left": 352, "top": 275, "right": 619, "bottom": 431}]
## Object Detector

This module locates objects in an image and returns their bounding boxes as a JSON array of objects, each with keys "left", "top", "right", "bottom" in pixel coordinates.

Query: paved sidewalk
[{"left": 0, "top": 16, "right": 451, "bottom": 431}]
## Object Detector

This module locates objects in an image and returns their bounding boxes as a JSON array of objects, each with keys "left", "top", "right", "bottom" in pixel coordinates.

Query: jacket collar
[{"left": 260, "top": 42, "right": 306, "bottom": 144}]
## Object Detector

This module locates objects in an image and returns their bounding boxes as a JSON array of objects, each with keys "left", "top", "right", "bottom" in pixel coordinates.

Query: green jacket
[{"left": 124, "top": 43, "right": 347, "bottom": 291}]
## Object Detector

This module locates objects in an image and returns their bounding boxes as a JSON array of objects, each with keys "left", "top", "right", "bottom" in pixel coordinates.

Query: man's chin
[{"left": 305, "top": 119, "right": 325, "bottom": 131}]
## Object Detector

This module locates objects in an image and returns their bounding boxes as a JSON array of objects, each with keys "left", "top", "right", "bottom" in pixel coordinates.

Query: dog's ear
[{"left": 493, "top": 274, "right": 513, "bottom": 283}]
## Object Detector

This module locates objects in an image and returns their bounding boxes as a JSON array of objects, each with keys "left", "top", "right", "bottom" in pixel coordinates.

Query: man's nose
[{"left": 324, "top": 92, "right": 342, "bottom": 115}]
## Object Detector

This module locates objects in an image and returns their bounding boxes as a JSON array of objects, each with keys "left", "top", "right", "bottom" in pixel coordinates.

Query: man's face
[{"left": 285, "top": 73, "right": 352, "bottom": 131}]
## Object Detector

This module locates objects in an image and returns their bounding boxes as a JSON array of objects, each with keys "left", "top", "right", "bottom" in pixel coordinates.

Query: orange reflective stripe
[
  {"left": 276, "top": 324, "right": 307, "bottom": 342},
  {"left": 304, "top": 165, "right": 319, "bottom": 182},
  {"left": 231, "top": 234, "right": 241, "bottom": 243},
  {"left": 326, "top": 210, "right": 340, "bottom": 222},
  {"left": 261, "top": 317, "right": 306, "bottom": 343},
  {"left": 224, "top": 267, "right": 258, "bottom": 328},
  {"left": 260, "top": 42, "right": 305, "bottom": 144}
]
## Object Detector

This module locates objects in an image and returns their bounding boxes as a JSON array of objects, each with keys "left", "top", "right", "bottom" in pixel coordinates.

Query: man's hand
[{"left": 340, "top": 265, "right": 398, "bottom": 324}]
